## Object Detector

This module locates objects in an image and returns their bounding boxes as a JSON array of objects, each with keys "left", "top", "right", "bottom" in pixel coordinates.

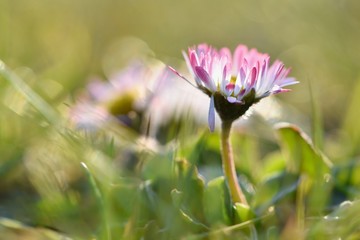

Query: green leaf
[
  {"left": 108, "top": 179, "right": 139, "bottom": 220},
  {"left": 187, "top": 131, "right": 218, "bottom": 166},
  {"left": 253, "top": 172, "right": 299, "bottom": 215},
  {"left": 260, "top": 151, "right": 286, "bottom": 180},
  {"left": 171, "top": 189, "right": 209, "bottom": 232},
  {"left": 332, "top": 159, "right": 360, "bottom": 200},
  {"left": 275, "top": 123, "right": 332, "bottom": 179},
  {"left": 233, "top": 202, "right": 254, "bottom": 223},
  {"left": 203, "top": 176, "right": 232, "bottom": 226},
  {"left": 141, "top": 153, "right": 174, "bottom": 181},
  {"left": 171, "top": 189, "right": 183, "bottom": 208},
  {"left": 175, "top": 159, "right": 205, "bottom": 192},
  {"left": 308, "top": 200, "right": 360, "bottom": 239},
  {"left": 174, "top": 159, "right": 205, "bottom": 219}
]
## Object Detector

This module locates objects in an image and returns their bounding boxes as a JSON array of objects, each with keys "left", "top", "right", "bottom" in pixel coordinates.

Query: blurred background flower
[
  {"left": 69, "top": 59, "right": 164, "bottom": 132},
  {"left": 69, "top": 55, "right": 210, "bottom": 139}
]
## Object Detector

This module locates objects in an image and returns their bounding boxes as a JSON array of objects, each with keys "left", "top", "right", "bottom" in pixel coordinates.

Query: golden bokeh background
[{"left": 1, "top": 0, "right": 360, "bottom": 132}]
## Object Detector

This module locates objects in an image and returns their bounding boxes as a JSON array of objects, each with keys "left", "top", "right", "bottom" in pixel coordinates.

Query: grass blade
[{"left": 0, "top": 60, "right": 59, "bottom": 124}]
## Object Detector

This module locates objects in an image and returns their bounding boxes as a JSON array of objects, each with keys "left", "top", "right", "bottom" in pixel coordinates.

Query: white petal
[
  {"left": 227, "top": 96, "right": 237, "bottom": 103},
  {"left": 276, "top": 77, "right": 299, "bottom": 87},
  {"left": 182, "top": 50, "right": 194, "bottom": 77},
  {"left": 233, "top": 73, "right": 241, "bottom": 95}
]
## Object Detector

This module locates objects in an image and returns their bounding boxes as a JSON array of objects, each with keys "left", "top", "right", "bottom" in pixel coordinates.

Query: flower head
[
  {"left": 70, "top": 60, "right": 166, "bottom": 131},
  {"left": 170, "top": 43, "right": 298, "bottom": 131}
]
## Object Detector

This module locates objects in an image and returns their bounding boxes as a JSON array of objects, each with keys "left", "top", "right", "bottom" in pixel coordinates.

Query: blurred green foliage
[{"left": 1, "top": 0, "right": 360, "bottom": 239}]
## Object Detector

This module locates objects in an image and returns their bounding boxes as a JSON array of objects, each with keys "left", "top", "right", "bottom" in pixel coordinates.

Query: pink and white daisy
[
  {"left": 70, "top": 60, "right": 166, "bottom": 131},
  {"left": 170, "top": 43, "right": 298, "bottom": 131}
]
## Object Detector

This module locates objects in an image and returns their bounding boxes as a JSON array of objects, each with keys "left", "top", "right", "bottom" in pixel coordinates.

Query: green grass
[{"left": 1, "top": 62, "right": 360, "bottom": 239}]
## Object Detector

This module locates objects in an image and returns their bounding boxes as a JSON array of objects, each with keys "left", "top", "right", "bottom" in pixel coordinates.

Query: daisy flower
[
  {"left": 170, "top": 43, "right": 298, "bottom": 131},
  {"left": 70, "top": 60, "right": 165, "bottom": 131}
]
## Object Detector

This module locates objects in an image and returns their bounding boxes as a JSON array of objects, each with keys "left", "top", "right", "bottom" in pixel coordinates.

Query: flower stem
[{"left": 220, "top": 120, "right": 248, "bottom": 205}]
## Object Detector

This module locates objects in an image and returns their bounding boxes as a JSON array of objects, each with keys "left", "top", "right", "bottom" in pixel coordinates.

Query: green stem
[{"left": 220, "top": 120, "right": 248, "bottom": 205}]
